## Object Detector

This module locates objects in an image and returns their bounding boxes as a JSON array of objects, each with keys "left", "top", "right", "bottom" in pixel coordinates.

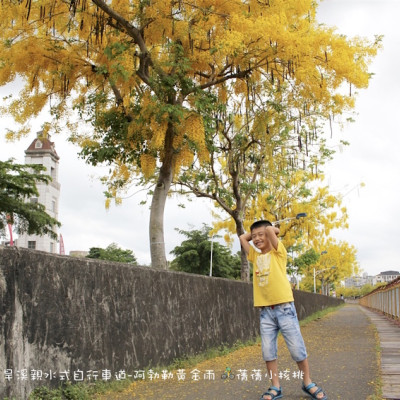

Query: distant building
[
  {"left": 16, "top": 132, "right": 60, "bottom": 253},
  {"left": 69, "top": 251, "right": 89, "bottom": 258},
  {"left": 366, "top": 275, "right": 377, "bottom": 286},
  {"left": 344, "top": 272, "right": 376, "bottom": 288},
  {"left": 376, "top": 270, "right": 400, "bottom": 284},
  {"left": 344, "top": 276, "right": 365, "bottom": 288}
]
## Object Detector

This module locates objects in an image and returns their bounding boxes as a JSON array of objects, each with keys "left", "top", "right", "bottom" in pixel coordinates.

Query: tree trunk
[
  {"left": 149, "top": 170, "right": 172, "bottom": 269},
  {"left": 240, "top": 247, "right": 250, "bottom": 282},
  {"left": 149, "top": 123, "right": 174, "bottom": 269},
  {"left": 235, "top": 216, "right": 250, "bottom": 282}
]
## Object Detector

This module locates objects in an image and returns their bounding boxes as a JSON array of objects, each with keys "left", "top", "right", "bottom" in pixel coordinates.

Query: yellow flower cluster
[
  {"left": 177, "top": 145, "right": 194, "bottom": 168},
  {"left": 233, "top": 114, "right": 242, "bottom": 131},
  {"left": 8, "top": 92, "right": 48, "bottom": 124},
  {"left": 172, "top": 113, "right": 209, "bottom": 172},
  {"left": 219, "top": 29, "right": 245, "bottom": 56},
  {"left": 218, "top": 85, "right": 228, "bottom": 104},
  {"left": 149, "top": 116, "right": 167, "bottom": 150},
  {"left": 197, "top": 147, "right": 209, "bottom": 164},
  {"left": 78, "top": 138, "right": 100, "bottom": 149},
  {"left": 122, "top": 94, "right": 131, "bottom": 109},
  {"left": 185, "top": 113, "right": 205, "bottom": 145},
  {"left": 117, "top": 163, "right": 131, "bottom": 182},
  {"left": 0, "top": 60, "right": 12, "bottom": 85},
  {"left": 210, "top": 218, "right": 240, "bottom": 246},
  {"left": 4, "top": 125, "right": 30, "bottom": 141},
  {"left": 111, "top": 0, "right": 133, "bottom": 17},
  {"left": 109, "top": 162, "right": 132, "bottom": 186},
  {"left": 120, "top": 52, "right": 135, "bottom": 77},
  {"left": 234, "top": 80, "right": 248, "bottom": 97},
  {"left": 140, "top": 153, "right": 156, "bottom": 178},
  {"left": 173, "top": 130, "right": 184, "bottom": 149},
  {"left": 176, "top": 113, "right": 209, "bottom": 167},
  {"left": 140, "top": 91, "right": 154, "bottom": 119}
]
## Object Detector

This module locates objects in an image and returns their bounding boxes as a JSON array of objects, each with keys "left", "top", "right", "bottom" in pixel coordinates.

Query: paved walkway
[
  {"left": 361, "top": 307, "right": 400, "bottom": 399},
  {"left": 98, "top": 304, "right": 385, "bottom": 399}
]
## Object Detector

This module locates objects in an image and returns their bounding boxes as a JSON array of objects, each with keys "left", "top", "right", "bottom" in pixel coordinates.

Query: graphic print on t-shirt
[{"left": 256, "top": 253, "right": 271, "bottom": 287}]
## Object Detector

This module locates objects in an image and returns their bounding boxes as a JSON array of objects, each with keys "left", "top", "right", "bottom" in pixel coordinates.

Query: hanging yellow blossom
[
  {"left": 177, "top": 145, "right": 195, "bottom": 168},
  {"left": 149, "top": 116, "right": 167, "bottom": 150},
  {"left": 185, "top": 113, "right": 205, "bottom": 145},
  {"left": 140, "top": 153, "right": 157, "bottom": 179}
]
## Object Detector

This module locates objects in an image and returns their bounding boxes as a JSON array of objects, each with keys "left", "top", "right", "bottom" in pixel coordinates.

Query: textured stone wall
[{"left": 0, "top": 246, "right": 342, "bottom": 399}]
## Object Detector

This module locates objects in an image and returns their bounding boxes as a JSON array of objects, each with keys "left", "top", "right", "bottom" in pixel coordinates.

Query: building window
[
  {"left": 50, "top": 242, "right": 54, "bottom": 253},
  {"left": 51, "top": 166, "right": 56, "bottom": 180},
  {"left": 52, "top": 199, "right": 56, "bottom": 212},
  {"left": 35, "top": 140, "right": 43, "bottom": 149},
  {"left": 30, "top": 197, "right": 38, "bottom": 204},
  {"left": 28, "top": 241, "right": 36, "bottom": 249}
]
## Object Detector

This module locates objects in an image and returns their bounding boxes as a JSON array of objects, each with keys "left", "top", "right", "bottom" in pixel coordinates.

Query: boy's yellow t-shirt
[{"left": 248, "top": 241, "right": 294, "bottom": 307}]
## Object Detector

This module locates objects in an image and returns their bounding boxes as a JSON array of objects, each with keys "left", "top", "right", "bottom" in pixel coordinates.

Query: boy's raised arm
[
  {"left": 239, "top": 232, "right": 252, "bottom": 256},
  {"left": 265, "top": 225, "right": 280, "bottom": 250}
]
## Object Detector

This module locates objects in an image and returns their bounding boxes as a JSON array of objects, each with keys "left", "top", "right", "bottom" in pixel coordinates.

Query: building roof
[
  {"left": 25, "top": 133, "right": 59, "bottom": 160},
  {"left": 378, "top": 270, "right": 400, "bottom": 275}
]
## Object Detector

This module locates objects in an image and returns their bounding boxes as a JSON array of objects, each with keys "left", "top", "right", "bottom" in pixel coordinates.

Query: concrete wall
[{"left": 0, "top": 247, "right": 342, "bottom": 399}]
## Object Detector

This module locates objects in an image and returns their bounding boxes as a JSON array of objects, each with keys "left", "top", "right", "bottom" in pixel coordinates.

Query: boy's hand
[
  {"left": 242, "top": 232, "right": 252, "bottom": 242},
  {"left": 264, "top": 226, "right": 279, "bottom": 236}
]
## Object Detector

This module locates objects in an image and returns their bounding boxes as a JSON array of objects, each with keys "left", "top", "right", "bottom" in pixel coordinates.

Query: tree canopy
[
  {"left": 86, "top": 242, "right": 138, "bottom": 264},
  {"left": 0, "top": 0, "right": 379, "bottom": 270},
  {"left": 170, "top": 225, "right": 241, "bottom": 279},
  {"left": 0, "top": 159, "right": 60, "bottom": 240},
  {"left": 289, "top": 248, "right": 321, "bottom": 278},
  {"left": 299, "top": 238, "right": 358, "bottom": 293}
]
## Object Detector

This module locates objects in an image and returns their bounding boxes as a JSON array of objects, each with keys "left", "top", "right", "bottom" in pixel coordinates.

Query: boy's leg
[
  {"left": 296, "top": 358, "right": 311, "bottom": 384},
  {"left": 276, "top": 302, "right": 308, "bottom": 362},
  {"left": 274, "top": 303, "right": 326, "bottom": 399},
  {"left": 260, "top": 307, "right": 281, "bottom": 399},
  {"left": 297, "top": 358, "right": 326, "bottom": 399},
  {"left": 262, "top": 359, "right": 280, "bottom": 399}
]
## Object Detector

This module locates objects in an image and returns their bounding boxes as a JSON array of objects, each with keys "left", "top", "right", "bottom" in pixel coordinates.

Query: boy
[{"left": 240, "top": 220, "right": 327, "bottom": 400}]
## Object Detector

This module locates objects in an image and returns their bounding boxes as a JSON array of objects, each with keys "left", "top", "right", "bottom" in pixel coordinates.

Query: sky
[{"left": 0, "top": 0, "right": 399, "bottom": 277}]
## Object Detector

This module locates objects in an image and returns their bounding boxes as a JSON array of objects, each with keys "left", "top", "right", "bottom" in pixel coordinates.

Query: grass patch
[
  {"left": 299, "top": 303, "right": 345, "bottom": 327},
  {"left": 27, "top": 379, "right": 133, "bottom": 400},
  {"left": 26, "top": 304, "right": 344, "bottom": 400},
  {"left": 168, "top": 338, "right": 259, "bottom": 370}
]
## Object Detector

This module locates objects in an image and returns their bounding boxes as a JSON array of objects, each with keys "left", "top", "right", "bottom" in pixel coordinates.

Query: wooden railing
[{"left": 359, "top": 277, "right": 400, "bottom": 320}]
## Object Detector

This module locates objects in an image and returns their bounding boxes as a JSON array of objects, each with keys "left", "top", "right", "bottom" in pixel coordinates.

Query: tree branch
[
  {"left": 91, "top": 0, "right": 146, "bottom": 53},
  {"left": 91, "top": 0, "right": 157, "bottom": 86},
  {"left": 198, "top": 68, "right": 252, "bottom": 90},
  {"left": 177, "top": 180, "right": 234, "bottom": 217}
]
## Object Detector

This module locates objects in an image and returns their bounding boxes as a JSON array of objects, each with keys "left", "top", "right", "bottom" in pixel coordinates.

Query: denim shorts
[{"left": 260, "top": 302, "right": 307, "bottom": 362}]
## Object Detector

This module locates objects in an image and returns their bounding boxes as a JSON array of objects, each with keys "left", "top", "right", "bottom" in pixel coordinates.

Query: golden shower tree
[
  {"left": 299, "top": 238, "right": 358, "bottom": 293},
  {"left": 0, "top": 0, "right": 378, "bottom": 268}
]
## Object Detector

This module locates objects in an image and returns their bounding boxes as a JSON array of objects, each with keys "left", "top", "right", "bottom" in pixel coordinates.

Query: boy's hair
[{"left": 250, "top": 220, "right": 272, "bottom": 231}]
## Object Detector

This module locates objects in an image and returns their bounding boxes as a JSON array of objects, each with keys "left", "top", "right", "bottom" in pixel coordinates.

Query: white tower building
[{"left": 16, "top": 133, "right": 61, "bottom": 253}]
